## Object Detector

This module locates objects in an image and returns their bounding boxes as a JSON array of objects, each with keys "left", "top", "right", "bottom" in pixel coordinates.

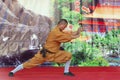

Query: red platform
[{"left": 1, "top": 67, "right": 120, "bottom": 80}]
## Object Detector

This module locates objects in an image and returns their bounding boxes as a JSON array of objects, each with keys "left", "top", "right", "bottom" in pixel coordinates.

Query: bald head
[
  {"left": 57, "top": 19, "right": 68, "bottom": 25},
  {"left": 57, "top": 19, "right": 68, "bottom": 31}
]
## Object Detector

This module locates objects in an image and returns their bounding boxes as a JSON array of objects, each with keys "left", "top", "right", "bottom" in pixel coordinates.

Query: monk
[{"left": 8, "top": 19, "right": 82, "bottom": 77}]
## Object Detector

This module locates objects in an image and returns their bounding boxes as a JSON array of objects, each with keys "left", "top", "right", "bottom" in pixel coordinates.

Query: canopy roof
[
  {"left": 79, "top": 20, "right": 120, "bottom": 26},
  {"left": 84, "top": 6, "right": 120, "bottom": 19}
]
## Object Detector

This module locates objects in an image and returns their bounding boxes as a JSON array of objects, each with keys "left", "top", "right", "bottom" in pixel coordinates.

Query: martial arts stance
[{"left": 9, "top": 19, "right": 82, "bottom": 77}]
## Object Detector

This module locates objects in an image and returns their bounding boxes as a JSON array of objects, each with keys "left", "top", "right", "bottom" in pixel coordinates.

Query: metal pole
[
  {"left": 79, "top": 0, "right": 83, "bottom": 28},
  {"left": 80, "top": 0, "right": 82, "bottom": 14}
]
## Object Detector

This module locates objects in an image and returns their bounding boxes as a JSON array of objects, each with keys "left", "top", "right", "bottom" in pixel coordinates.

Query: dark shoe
[
  {"left": 64, "top": 72, "right": 75, "bottom": 76},
  {"left": 8, "top": 72, "right": 14, "bottom": 77}
]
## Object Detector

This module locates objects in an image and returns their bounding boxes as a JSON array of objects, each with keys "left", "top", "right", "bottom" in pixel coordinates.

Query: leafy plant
[
  {"left": 57, "top": 0, "right": 84, "bottom": 28},
  {"left": 80, "top": 57, "right": 109, "bottom": 66},
  {"left": 63, "top": 41, "right": 107, "bottom": 66}
]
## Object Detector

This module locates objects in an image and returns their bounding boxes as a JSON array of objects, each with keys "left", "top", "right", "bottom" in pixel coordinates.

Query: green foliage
[
  {"left": 107, "top": 37, "right": 119, "bottom": 50},
  {"left": 57, "top": 0, "right": 84, "bottom": 26},
  {"left": 80, "top": 57, "right": 109, "bottom": 66},
  {"left": 82, "top": 0, "right": 93, "bottom": 3},
  {"left": 61, "top": 7, "right": 84, "bottom": 25},
  {"left": 63, "top": 41, "right": 106, "bottom": 66},
  {"left": 57, "top": 0, "right": 75, "bottom": 3},
  {"left": 92, "top": 30, "right": 120, "bottom": 51}
]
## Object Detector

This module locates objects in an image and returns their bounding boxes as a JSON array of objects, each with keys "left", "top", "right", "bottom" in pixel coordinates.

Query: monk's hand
[{"left": 77, "top": 27, "right": 83, "bottom": 34}]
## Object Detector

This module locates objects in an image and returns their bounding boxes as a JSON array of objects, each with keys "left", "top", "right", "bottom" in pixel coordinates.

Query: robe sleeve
[{"left": 54, "top": 32, "right": 72, "bottom": 43}]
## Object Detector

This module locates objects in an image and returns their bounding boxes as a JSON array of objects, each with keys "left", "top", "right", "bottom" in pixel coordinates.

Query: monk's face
[{"left": 58, "top": 23, "right": 68, "bottom": 31}]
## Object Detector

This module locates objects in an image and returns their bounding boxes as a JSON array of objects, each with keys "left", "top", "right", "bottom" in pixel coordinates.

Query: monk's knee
[{"left": 67, "top": 53, "right": 72, "bottom": 59}]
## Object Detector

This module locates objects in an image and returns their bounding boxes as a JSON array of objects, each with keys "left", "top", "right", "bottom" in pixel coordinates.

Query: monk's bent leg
[
  {"left": 54, "top": 50, "right": 72, "bottom": 63},
  {"left": 23, "top": 52, "right": 45, "bottom": 69},
  {"left": 54, "top": 50, "right": 72, "bottom": 74}
]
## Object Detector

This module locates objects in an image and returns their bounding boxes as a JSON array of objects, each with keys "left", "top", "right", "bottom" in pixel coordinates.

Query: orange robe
[{"left": 23, "top": 26, "right": 73, "bottom": 68}]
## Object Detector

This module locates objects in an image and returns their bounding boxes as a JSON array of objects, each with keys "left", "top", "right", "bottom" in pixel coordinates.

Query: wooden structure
[{"left": 80, "top": 5, "right": 120, "bottom": 33}]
